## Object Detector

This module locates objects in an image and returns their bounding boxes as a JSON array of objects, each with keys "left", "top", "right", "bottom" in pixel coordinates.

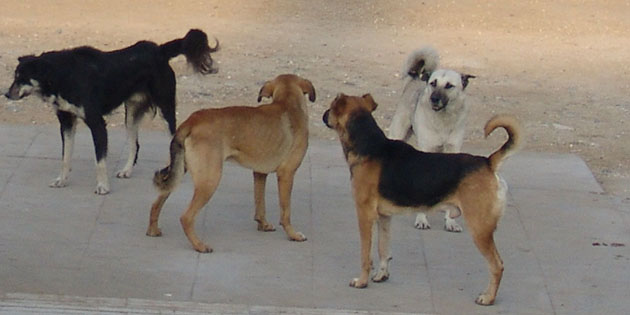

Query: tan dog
[
  {"left": 323, "top": 93, "right": 521, "bottom": 305},
  {"left": 147, "top": 74, "right": 315, "bottom": 253}
]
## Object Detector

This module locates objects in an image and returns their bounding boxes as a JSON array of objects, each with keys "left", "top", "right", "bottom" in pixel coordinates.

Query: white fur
[
  {"left": 16, "top": 79, "right": 39, "bottom": 98},
  {"left": 94, "top": 159, "right": 110, "bottom": 195}
]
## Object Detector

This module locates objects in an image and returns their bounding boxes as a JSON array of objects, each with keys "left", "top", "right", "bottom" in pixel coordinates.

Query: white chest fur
[{"left": 47, "top": 94, "right": 86, "bottom": 119}]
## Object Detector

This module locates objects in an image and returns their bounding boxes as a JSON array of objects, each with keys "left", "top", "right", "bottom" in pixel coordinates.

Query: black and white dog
[{"left": 5, "top": 29, "right": 219, "bottom": 194}]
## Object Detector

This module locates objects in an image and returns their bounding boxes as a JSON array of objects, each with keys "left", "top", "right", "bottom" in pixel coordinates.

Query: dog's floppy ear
[
  {"left": 17, "top": 55, "right": 36, "bottom": 64},
  {"left": 299, "top": 78, "right": 316, "bottom": 102},
  {"left": 257, "top": 81, "right": 274, "bottom": 102},
  {"left": 361, "top": 93, "right": 378, "bottom": 112},
  {"left": 461, "top": 74, "right": 476, "bottom": 90}
]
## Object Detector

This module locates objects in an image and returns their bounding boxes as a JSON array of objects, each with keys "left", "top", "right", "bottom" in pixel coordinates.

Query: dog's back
[{"left": 348, "top": 111, "right": 488, "bottom": 207}]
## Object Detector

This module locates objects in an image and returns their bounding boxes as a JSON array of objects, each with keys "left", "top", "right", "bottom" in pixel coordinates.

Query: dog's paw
[
  {"left": 289, "top": 232, "right": 307, "bottom": 242},
  {"left": 257, "top": 221, "right": 276, "bottom": 232},
  {"left": 349, "top": 278, "right": 368, "bottom": 288},
  {"left": 444, "top": 218, "right": 463, "bottom": 232},
  {"left": 146, "top": 227, "right": 162, "bottom": 237},
  {"left": 116, "top": 169, "right": 132, "bottom": 178},
  {"left": 194, "top": 244, "right": 213, "bottom": 253},
  {"left": 49, "top": 177, "right": 69, "bottom": 188},
  {"left": 372, "top": 270, "right": 390, "bottom": 282},
  {"left": 475, "top": 293, "right": 495, "bottom": 306},
  {"left": 414, "top": 214, "right": 431, "bottom": 230},
  {"left": 94, "top": 183, "right": 110, "bottom": 195}
]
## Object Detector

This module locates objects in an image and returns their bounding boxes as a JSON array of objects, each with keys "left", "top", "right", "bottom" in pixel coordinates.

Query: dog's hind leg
[
  {"left": 372, "top": 214, "right": 392, "bottom": 283},
  {"left": 253, "top": 172, "right": 276, "bottom": 232},
  {"left": 442, "top": 142, "right": 465, "bottom": 232},
  {"left": 147, "top": 192, "right": 170, "bottom": 237},
  {"left": 86, "top": 115, "right": 110, "bottom": 195},
  {"left": 470, "top": 226, "right": 503, "bottom": 305},
  {"left": 117, "top": 99, "right": 150, "bottom": 178},
  {"left": 50, "top": 111, "right": 77, "bottom": 188},
  {"left": 276, "top": 168, "right": 307, "bottom": 242},
  {"left": 180, "top": 145, "right": 222, "bottom": 253},
  {"left": 463, "top": 200, "right": 504, "bottom": 305}
]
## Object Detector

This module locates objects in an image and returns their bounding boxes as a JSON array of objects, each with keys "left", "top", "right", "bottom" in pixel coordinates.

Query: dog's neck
[{"left": 343, "top": 112, "right": 388, "bottom": 158}]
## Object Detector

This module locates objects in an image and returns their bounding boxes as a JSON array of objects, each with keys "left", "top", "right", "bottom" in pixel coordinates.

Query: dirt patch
[{"left": 1, "top": 0, "right": 629, "bottom": 199}]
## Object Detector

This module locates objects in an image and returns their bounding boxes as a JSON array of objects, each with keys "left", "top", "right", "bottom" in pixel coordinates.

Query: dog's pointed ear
[
  {"left": 257, "top": 81, "right": 273, "bottom": 102},
  {"left": 461, "top": 74, "right": 476, "bottom": 90},
  {"left": 362, "top": 93, "right": 378, "bottom": 111},
  {"left": 420, "top": 72, "right": 430, "bottom": 82},
  {"left": 299, "top": 78, "right": 316, "bottom": 102}
]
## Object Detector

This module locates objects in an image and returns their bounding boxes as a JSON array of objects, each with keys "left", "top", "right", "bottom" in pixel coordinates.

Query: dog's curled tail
[
  {"left": 485, "top": 115, "right": 523, "bottom": 172},
  {"left": 160, "top": 29, "right": 219, "bottom": 74},
  {"left": 153, "top": 124, "right": 191, "bottom": 193},
  {"left": 402, "top": 46, "right": 440, "bottom": 80}
]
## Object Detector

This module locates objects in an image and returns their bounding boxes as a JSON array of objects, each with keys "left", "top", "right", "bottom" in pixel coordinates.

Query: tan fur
[
  {"left": 147, "top": 74, "right": 316, "bottom": 253},
  {"left": 325, "top": 94, "right": 522, "bottom": 305}
]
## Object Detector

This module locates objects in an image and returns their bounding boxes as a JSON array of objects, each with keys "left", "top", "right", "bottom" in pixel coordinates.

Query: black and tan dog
[
  {"left": 323, "top": 93, "right": 521, "bottom": 305},
  {"left": 147, "top": 74, "right": 315, "bottom": 253}
]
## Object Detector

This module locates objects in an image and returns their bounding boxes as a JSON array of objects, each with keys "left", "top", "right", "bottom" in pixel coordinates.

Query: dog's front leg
[
  {"left": 253, "top": 172, "right": 275, "bottom": 232},
  {"left": 350, "top": 199, "right": 376, "bottom": 288},
  {"left": 86, "top": 116, "right": 110, "bottom": 195},
  {"left": 276, "top": 170, "right": 306, "bottom": 241},
  {"left": 50, "top": 111, "right": 77, "bottom": 188},
  {"left": 372, "top": 214, "right": 392, "bottom": 282}
]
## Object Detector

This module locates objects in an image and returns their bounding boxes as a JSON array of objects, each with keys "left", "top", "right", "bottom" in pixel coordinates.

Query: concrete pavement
[{"left": 0, "top": 124, "right": 628, "bottom": 314}]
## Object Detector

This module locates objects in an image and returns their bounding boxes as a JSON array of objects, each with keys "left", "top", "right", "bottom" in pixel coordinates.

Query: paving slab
[{"left": 0, "top": 124, "right": 628, "bottom": 314}]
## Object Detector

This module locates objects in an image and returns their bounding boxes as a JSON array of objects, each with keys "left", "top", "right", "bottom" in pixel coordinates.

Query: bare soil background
[{"left": 1, "top": 0, "right": 629, "bottom": 199}]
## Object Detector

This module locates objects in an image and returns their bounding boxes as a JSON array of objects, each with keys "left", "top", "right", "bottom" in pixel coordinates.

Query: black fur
[
  {"left": 346, "top": 111, "right": 487, "bottom": 207},
  {"left": 5, "top": 29, "right": 217, "bottom": 167},
  {"left": 407, "top": 59, "right": 425, "bottom": 79}
]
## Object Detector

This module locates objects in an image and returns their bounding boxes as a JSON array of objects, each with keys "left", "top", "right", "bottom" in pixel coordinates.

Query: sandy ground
[{"left": 1, "top": 0, "right": 629, "bottom": 200}]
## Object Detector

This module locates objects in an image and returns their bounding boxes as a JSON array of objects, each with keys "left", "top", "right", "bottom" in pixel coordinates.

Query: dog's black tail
[
  {"left": 160, "top": 29, "right": 219, "bottom": 74},
  {"left": 153, "top": 122, "right": 192, "bottom": 193},
  {"left": 402, "top": 46, "right": 439, "bottom": 80},
  {"left": 485, "top": 115, "right": 523, "bottom": 172}
]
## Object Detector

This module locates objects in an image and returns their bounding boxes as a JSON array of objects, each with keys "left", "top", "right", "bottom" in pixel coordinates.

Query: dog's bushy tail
[
  {"left": 153, "top": 124, "right": 191, "bottom": 193},
  {"left": 485, "top": 115, "right": 523, "bottom": 172},
  {"left": 160, "top": 29, "right": 219, "bottom": 74},
  {"left": 402, "top": 46, "right": 439, "bottom": 80}
]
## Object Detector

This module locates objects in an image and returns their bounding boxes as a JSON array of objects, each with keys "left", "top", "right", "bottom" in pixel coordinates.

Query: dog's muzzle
[
  {"left": 322, "top": 110, "right": 332, "bottom": 128},
  {"left": 430, "top": 93, "right": 448, "bottom": 111},
  {"left": 5, "top": 82, "right": 23, "bottom": 100}
]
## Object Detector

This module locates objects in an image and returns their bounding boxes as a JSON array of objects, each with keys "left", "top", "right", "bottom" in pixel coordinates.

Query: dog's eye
[
  {"left": 445, "top": 82, "right": 454, "bottom": 89},
  {"left": 430, "top": 80, "right": 437, "bottom": 87}
]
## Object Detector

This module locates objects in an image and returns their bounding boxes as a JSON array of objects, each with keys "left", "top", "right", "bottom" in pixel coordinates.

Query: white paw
[
  {"left": 49, "top": 177, "right": 68, "bottom": 188},
  {"left": 349, "top": 278, "right": 368, "bottom": 288},
  {"left": 116, "top": 169, "right": 132, "bottom": 178},
  {"left": 414, "top": 214, "right": 431, "bottom": 230},
  {"left": 444, "top": 218, "right": 463, "bottom": 232},
  {"left": 290, "top": 232, "right": 307, "bottom": 242},
  {"left": 475, "top": 293, "right": 495, "bottom": 305},
  {"left": 94, "top": 183, "right": 110, "bottom": 195},
  {"left": 372, "top": 269, "right": 390, "bottom": 282}
]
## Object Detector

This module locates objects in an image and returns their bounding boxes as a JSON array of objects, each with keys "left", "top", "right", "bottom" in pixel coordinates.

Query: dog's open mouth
[{"left": 432, "top": 103, "right": 446, "bottom": 111}]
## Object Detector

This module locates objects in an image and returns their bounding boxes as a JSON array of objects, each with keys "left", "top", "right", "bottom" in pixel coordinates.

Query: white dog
[{"left": 389, "top": 46, "right": 475, "bottom": 232}]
